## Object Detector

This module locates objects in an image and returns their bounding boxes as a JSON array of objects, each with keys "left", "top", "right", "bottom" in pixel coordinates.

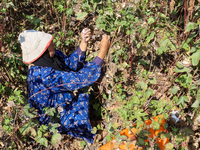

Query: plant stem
[{"left": 129, "top": 34, "right": 133, "bottom": 80}]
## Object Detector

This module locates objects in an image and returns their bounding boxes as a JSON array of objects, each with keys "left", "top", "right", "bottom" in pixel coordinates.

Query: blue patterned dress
[{"left": 27, "top": 47, "right": 103, "bottom": 143}]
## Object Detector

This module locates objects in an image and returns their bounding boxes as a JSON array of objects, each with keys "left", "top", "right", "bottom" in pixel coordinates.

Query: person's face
[{"left": 48, "top": 41, "right": 55, "bottom": 57}]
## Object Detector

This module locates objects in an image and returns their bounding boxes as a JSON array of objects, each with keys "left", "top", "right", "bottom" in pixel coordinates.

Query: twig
[
  {"left": 67, "top": 0, "right": 71, "bottom": 9},
  {"left": 106, "top": 25, "right": 119, "bottom": 64},
  {"left": 129, "top": 34, "right": 134, "bottom": 80},
  {"left": 184, "top": 0, "right": 187, "bottom": 40},
  {"left": 147, "top": 1, "right": 164, "bottom": 35},
  {"left": 131, "top": 1, "right": 148, "bottom": 23}
]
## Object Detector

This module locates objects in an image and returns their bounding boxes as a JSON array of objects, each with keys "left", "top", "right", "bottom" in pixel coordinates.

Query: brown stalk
[
  {"left": 129, "top": 34, "right": 133, "bottom": 80},
  {"left": 106, "top": 25, "right": 119, "bottom": 64},
  {"left": 147, "top": 1, "right": 165, "bottom": 35}
]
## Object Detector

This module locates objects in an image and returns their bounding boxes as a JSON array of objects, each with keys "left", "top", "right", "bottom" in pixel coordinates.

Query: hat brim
[{"left": 23, "top": 34, "right": 53, "bottom": 64}]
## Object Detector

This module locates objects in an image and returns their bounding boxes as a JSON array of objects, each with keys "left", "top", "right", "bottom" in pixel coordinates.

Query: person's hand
[
  {"left": 97, "top": 34, "right": 110, "bottom": 59},
  {"left": 81, "top": 28, "right": 91, "bottom": 43},
  {"left": 80, "top": 28, "right": 91, "bottom": 51}
]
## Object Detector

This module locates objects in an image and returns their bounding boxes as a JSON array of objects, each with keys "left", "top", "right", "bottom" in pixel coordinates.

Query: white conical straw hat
[{"left": 18, "top": 30, "right": 53, "bottom": 64}]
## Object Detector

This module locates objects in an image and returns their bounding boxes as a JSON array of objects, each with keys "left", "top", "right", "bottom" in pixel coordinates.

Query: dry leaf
[
  {"left": 188, "top": 0, "right": 195, "bottom": 12},
  {"left": 102, "top": 131, "right": 108, "bottom": 138},
  {"left": 107, "top": 104, "right": 118, "bottom": 111},
  {"left": 3, "top": 106, "right": 10, "bottom": 112},
  {"left": 108, "top": 62, "right": 118, "bottom": 77},
  {"left": 113, "top": 141, "right": 122, "bottom": 149},
  {"left": 7, "top": 101, "right": 16, "bottom": 107},
  {"left": 170, "top": 0, "right": 175, "bottom": 13},
  {"left": 123, "top": 69, "right": 130, "bottom": 81},
  {"left": 150, "top": 0, "right": 155, "bottom": 8}
]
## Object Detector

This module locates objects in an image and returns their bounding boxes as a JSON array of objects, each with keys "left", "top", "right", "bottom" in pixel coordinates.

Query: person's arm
[
  {"left": 56, "top": 28, "right": 91, "bottom": 71},
  {"left": 41, "top": 61, "right": 101, "bottom": 93},
  {"left": 44, "top": 34, "right": 110, "bottom": 93},
  {"left": 96, "top": 34, "right": 110, "bottom": 60}
]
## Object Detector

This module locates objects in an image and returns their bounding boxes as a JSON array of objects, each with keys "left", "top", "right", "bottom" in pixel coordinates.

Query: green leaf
[
  {"left": 23, "top": 104, "right": 37, "bottom": 118},
  {"left": 39, "top": 125, "right": 48, "bottom": 132},
  {"left": 1, "top": 8, "right": 6, "bottom": 13},
  {"left": 165, "top": 143, "right": 174, "bottom": 150},
  {"left": 37, "top": 137, "right": 48, "bottom": 147},
  {"left": 138, "top": 130, "right": 150, "bottom": 140},
  {"left": 144, "top": 89, "right": 153, "bottom": 98},
  {"left": 43, "top": 107, "right": 56, "bottom": 116},
  {"left": 51, "top": 133, "right": 62, "bottom": 148},
  {"left": 174, "top": 67, "right": 190, "bottom": 73},
  {"left": 80, "top": 141, "right": 86, "bottom": 148},
  {"left": 146, "top": 32, "right": 155, "bottom": 44},
  {"left": 106, "top": 134, "right": 113, "bottom": 142},
  {"left": 192, "top": 89, "right": 200, "bottom": 108},
  {"left": 148, "top": 17, "right": 155, "bottom": 24},
  {"left": 49, "top": 123, "right": 60, "bottom": 133},
  {"left": 192, "top": 99, "right": 200, "bottom": 108},
  {"left": 115, "top": 135, "right": 127, "bottom": 142},
  {"left": 151, "top": 119, "right": 160, "bottom": 130},
  {"left": 160, "top": 13, "right": 166, "bottom": 18},
  {"left": 108, "top": 123, "right": 114, "bottom": 133},
  {"left": 96, "top": 16, "right": 106, "bottom": 30},
  {"left": 192, "top": 50, "right": 200, "bottom": 66},
  {"left": 91, "top": 127, "right": 97, "bottom": 134},
  {"left": 190, "top": 46, "right": 197, "bottom": 53},
  {"left": 168, "top": 40, "right": 176, "bottom": 51},
  {"left": 66, "top": 8, "right": 73, "bottom": 16},
  {"left": 120, "top": 20, "right": 127, "bottom": 27},
  {"left": 30, "top": 128, "right": 37, "bottom": 136},
  {"left": 33, "top": 19, "right": 41, "bottom": 25},
  {"left": 164, "top": 123, "right": 168, "bottom": 129},
  {"left": 176, "top": 61, "right": 184, "bottom": 69},
  {"left": 170, "top": 86, "right": 179, "bottom": 94},
  {"left": 160, "top": 132, "right": 170, "bottom": 139},
  {"left": 20, "top": 121, "right": 37, "bottom": 136},
  {"left": 186, "top": 32, "right": 196, "bottom": 44},
  {"left": 175, "top": 74, "right": 192, "bottom": 88},
  {"left": 115, "top": 133, "right": 121, "bottom": 141},
  {"left": 139, "top": 82, "right": 147, "bottom": 91},
  {"left": 132, "top": 96, "right": 140, "bottom": 104},
  {"left": 149, "top": 77, "right": 157, "bottom": 84},
  {"left": 182, "top": 43, "right": 190, "bottom": 51},
  {"left": 156, "top": 46, "right": 168, "bottom": 55},
  {"left": 93, "top": 3, "right": 97, "bottom": 9},
  {"left": 134, "top": 109, "right": 147, "bottom": 119},
  {"left": 37, "top": 130, "right": 42, "bottom": 138},
  {"left": 6, "top": 2, "right": 15, "bottom": 9},
  {"left": 140, "top": 28, "right": 147, "bottom": 37},
  {"left": 138, "top": 137, "right": 145, "bottom": 145},
  {"left": 75, "top": 12, "right": 88, "bottom": 20},
  {"left": 185, "top": 22, "right": 197, "bottom": 33},
  {"left": 102, "top": 94, "right": 107, "bottom": 99},
  {"left": 97, "top": 124, "right": 102, "bottom": 130},
  {"left": 137, "top": 42, "right": 141, "bottom": 48},
  {"left": 177, "top": 96, "right": 188, "bottom": 107}
]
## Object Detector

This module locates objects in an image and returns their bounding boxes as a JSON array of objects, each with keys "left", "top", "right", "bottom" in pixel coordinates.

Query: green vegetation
[{"left": 0, "top": 0, "right": 200, "bottom": 149}]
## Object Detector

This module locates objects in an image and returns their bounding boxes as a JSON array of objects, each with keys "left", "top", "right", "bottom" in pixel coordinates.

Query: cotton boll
[
  {"left": 170, "top": 110, "right": 179, "bottom": 124},
  {"left": 82, "top": 29, "right": 86, "bottom": 34},
  {"left": 107, "top": 90, "right": 112, "bottom": 94},
  {"left": 116, "top": 13, "right": 121, "bottom": 18},
  {"left": 57, "top": 106, "right": 64, "bottom": 113}
]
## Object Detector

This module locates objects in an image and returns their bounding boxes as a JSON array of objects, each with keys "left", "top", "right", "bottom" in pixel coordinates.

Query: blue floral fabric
[{"left": 27, "top": 48, "right": 102, "bottom": 143}]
